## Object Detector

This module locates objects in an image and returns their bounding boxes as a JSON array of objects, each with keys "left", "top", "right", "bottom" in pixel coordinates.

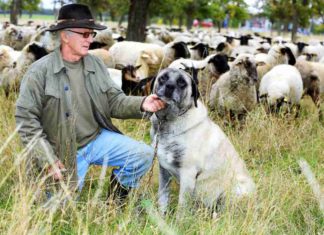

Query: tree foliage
[{"left": 260, "top": 0, "right": 318, "bottom": 41}]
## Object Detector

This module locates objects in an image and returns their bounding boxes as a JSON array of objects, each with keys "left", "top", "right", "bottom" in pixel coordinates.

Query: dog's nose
[
  {"left": 165, "top": 84, "right": 175, "bottom": 98},
  {"left": 166, "top": 84, "right": 175, "bottom": 90}
]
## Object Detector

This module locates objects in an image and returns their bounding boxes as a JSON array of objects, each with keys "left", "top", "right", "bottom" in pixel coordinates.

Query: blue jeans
[{"left": 76, "top": 129, "right": 154, "bottom": 191}]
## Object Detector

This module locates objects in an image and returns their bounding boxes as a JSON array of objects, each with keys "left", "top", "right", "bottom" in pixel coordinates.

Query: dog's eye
[
  {"left": 159, "top": 75, "right": 168, "bottom": 84},
  {"left": 177, "top": 78, "right": 187, "bottom": 88}
]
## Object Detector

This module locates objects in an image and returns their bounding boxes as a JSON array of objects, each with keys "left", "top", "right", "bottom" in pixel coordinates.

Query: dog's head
[{"left": 153, "top": 68, "right": 200, "bottom": 111}]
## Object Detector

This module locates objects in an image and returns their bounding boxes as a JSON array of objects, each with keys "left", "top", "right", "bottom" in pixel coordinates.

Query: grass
[{"left": 0, "top": 88, "right": 323, "bottom": 234}]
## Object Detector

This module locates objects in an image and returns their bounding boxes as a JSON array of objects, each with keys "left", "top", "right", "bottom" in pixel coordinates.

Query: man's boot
[{"left": 106, "top": 173, "right": 130, "bottom": 206}]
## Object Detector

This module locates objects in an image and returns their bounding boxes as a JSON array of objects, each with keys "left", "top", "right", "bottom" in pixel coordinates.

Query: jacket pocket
[{"left": 45, "top": 87, "right": 61, "bottom": 99}]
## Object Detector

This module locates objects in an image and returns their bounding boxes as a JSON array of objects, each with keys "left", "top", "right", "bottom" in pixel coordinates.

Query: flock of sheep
[{"left": 0, "top": 21, "right": 324, "bottom": 122}]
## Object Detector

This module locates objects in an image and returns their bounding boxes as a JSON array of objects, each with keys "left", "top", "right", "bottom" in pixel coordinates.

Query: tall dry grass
[{"left": 0, "top": 90, "right": 323, "bottom": 234}]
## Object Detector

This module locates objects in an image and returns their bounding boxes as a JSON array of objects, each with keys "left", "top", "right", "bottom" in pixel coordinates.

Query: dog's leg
[
  {"left": 178, "top": 167, "right": 198, "bottom": 207},
  {"left": 158, "top": 165, "right": 172, "bottom": 215}
]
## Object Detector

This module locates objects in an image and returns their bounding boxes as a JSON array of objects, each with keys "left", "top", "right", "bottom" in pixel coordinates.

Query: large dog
[{"left": 150, "top": 68, "right": 255, "bottom": 214}]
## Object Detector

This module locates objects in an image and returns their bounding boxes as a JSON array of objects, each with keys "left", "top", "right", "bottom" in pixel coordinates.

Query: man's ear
[{"left": 60, "top": 31, "right": 69, "bottom": 43}]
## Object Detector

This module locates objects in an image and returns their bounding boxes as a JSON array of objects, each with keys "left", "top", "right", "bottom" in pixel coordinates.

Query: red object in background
[
  {"left": 193, "top": 19, "right": 199, "bottom": 27},
  {"left": 201, "top": 19, "right": 213, "bottom": 28}
]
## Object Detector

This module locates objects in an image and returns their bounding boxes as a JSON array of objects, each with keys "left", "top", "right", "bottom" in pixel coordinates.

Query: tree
[
  {"left": 106, "top": 0, "right": 128, "bottom": 24},
  {"left": 77, "top": 0, "right": 110, "bottom": 20},
  {"left": 260, "top": 0, "right": 315, "bottom": 41},
  {"left": 22, "top": 0, "right": 41, "bottom": 18},
  {"left": 9, "top": 0, "right": 21, "bottom": 24},
  {"left": 126, "top": 0, "right": 151, "bottom": 42},
  {"left": 207, "top": 0, "right": 249, "bottom": 32}
]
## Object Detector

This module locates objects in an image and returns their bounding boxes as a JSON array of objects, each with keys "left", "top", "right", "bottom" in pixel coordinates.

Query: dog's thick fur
[{"left": 150, "top": 68, "right": 255, "bottom": 214}]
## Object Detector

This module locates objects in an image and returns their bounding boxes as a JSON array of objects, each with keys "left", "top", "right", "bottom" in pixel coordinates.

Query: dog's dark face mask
[{"left": 153, "top": 68, "right": 199, "bottom": 119}]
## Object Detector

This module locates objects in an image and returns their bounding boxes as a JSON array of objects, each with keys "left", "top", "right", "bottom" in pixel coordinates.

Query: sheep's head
[
  {"left": 0, "top": 46, "right": 11, "bottom": 71},
  {"left": 171, "top": 41, "right": 190, "bottom": 60},
  {"left": 301, "top": 46, "right": 319, "bottom": 62},
  {"left": 25, "top": 42, "right": 48, "bottom": 61},
  {"left": 215, "top": 42, "right": 232, "bottom": 56},
  {"left": 6, "top": 26, "right": 23, "bottom": 41},
  {"left": 230, "top": 54, "right": 258, "bottom": 86},
  {"left": 32, "top": 27, "right": 60, "bottom": 52},
  {"left": 190, "top": 42, "right": 209, "bottom": 59},
  {"left": 119, "top": 64, "right": 142, "bottom": 83},
  {"left": 207, "top": 54, "right": 230, "bottom": 76},
  {"left": 140, "top": 49, "right": 162, "bottom": 66},
  {"left": 268, "top": 45, "right": 296, "bottom": 65}
]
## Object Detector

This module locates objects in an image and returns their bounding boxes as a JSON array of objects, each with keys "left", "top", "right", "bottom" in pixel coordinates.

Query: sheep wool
[
  {"left": 259, "top": 64, "right": 303, "bottom": 109},
  {"left": 209, "top": 53, "right": 258, "bottom": 118}
]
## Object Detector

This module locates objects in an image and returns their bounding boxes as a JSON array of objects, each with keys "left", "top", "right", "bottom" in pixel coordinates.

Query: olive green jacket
[{"left": 15, "top": 48, "right": 145, "bottom": 184}]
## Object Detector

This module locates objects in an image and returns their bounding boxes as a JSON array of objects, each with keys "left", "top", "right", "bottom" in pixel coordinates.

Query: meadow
[{"left": 0, "top": 89, "right": 323, "bottom": 234}]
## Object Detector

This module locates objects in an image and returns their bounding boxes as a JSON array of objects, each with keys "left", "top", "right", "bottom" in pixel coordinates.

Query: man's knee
[{"left": 139, "top": 144, "right": 154, "bottom": 170}]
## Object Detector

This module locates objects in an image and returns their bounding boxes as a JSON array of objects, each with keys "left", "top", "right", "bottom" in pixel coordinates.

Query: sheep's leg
[
  {"left": 312, "top": 92, "right": 322, "bottom": 122},
  {"left": 158, "top": 166, "right": 172, "bottom": 215},
  {"left": 294, "top": 104, "right": 301, "bottom": 118}
]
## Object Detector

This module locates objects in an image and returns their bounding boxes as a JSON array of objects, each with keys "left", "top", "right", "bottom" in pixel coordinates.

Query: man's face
[{"left": 62, "top": 28, "right": 95, "bottom": 57}]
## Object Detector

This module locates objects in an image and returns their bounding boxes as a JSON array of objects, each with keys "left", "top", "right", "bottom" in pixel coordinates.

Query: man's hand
[
  {"left": 47, "top": 160, "right": 66, "bottom": 181},
  {"left": 141, "top": 94, "right": 166, "bottom": 113}
]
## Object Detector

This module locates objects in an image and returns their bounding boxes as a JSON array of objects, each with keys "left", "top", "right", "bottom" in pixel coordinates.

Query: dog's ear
[
  {"left": 150, "top": 76, "right": 157, "bottom": 94},
  {"left": 190, "top": 68, "right": 200, "bottom": 108}
]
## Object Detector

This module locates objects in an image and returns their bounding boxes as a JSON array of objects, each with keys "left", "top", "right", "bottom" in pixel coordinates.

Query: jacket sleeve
[
  {"left": 15, "top": 70, "right": 59, "bottom": 169},
  {"left": 107, "top": 87, "right": 146, "bottom": 119}
]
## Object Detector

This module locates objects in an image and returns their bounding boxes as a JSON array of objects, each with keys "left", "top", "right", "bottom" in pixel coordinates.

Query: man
[{"left": 15, "top": 3, "right": 165, "bottom": 203}]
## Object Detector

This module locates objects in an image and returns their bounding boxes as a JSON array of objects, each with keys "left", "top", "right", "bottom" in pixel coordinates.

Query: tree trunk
[
  {"left": 118, "top": 14, "right": 125, "bottom": 27},
  {"left": 178, "top": 15, "right": 183, "bottom": 30},
  {"left": 291, "top": 0, "right": 298, "bottom": 42},
  {"left": 126, "top": 0, "right": 151, "bottom": 42},
  {"left": 10, "top": 0, "right": 20, "bottom": 25},
  {"left": 110, "top": 10, "right": 116, "bottom": 22},
  {"left": 217, "top": 22, "right": 221, "bottom": 33},
  {"left": 185, "top": 13, "right": 193, "bottom": 30}
]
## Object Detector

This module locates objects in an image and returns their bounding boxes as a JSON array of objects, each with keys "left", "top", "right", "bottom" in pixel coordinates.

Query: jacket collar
[{"left": 53, "top": 46, "right": 96, "bottom": 74}]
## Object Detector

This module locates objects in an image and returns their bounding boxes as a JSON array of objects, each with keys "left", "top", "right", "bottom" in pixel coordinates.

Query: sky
[{"left": 40, "top": 0, "right": 260, "bottom": 13}]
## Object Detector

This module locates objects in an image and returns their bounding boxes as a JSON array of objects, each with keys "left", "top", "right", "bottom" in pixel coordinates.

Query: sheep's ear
[
  {"left": 228, "top": 56, "right": 235, "bottom": 62},
  {"left": 256, "top": 61, "right": 266, "bottom": 67},
  {"left": 284, "top": 47, "right": 296, "bottom": 65},
  {"left": 256, "top": 47, "right": 267, "bottom": 53},
  {"left": 190, "top": 43, "right": 200, "bottom": 50},
  {"left": 150, "top": 76, "right": 157, "bottom": 94},
  {"left": 115, "top": 64, "right": 125, "bottom": 70},
  {"left": 235, "top": 60, "right": 243, "bottom": 66},
  {"left": 141, "top": 52, "right": 151, "bottom": 59},
  {"left": 216, "top": 42, "right": 226, "bottom": 52},
  {"left": 190, "top": 69, "right": 200, "bottom": 108},
  {"left": 310, "top": 74, "right": 319, "bottom": 81},
  {"left": 135, "top": 64, "right": 142, "bottom": 70}
]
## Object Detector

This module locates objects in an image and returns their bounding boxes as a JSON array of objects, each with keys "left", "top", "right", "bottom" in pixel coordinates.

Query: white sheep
[
  {"left": 30, "top": 26, "right": 60, "bottom": 52},
  {"left": 88, "top": 48, "right": 111, "bottom": 67},
  {"left": 259, "top": 64, "right": 303, "bottom": 113},
  {"left": 2, "top": 25, "right": 36, "bottom": 50},
  {"left": 0, "top": 45, "right": 16, "bottom": 72},
  {"left": 301, "top": 44, "right": 324, "bottom": 62},
  {"left": 189, "top": 42, "right": 209, "bottom": 60},
  {"left": 295, "top": 59, "right": 324, "bottom": 120},
  {"left": 0, "top": 42, "right": 48, "bottom": 96},
  {"left": 89, "top": 28, "right": 117, "bottom": 50},
  {"left": 255, "top": 44, "right": 296, "bottom": 94},
  {"left": 108, "top": 40, "right": 190, "bottom": 79},
  {"left": 209, "top": 53, "right": 258, "bottom": 120}
]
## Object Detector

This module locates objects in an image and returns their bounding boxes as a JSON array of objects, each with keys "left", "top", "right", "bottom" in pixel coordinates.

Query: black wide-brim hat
[{"left": 47, "top": 3, "right": 107, "bottom": 32}]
